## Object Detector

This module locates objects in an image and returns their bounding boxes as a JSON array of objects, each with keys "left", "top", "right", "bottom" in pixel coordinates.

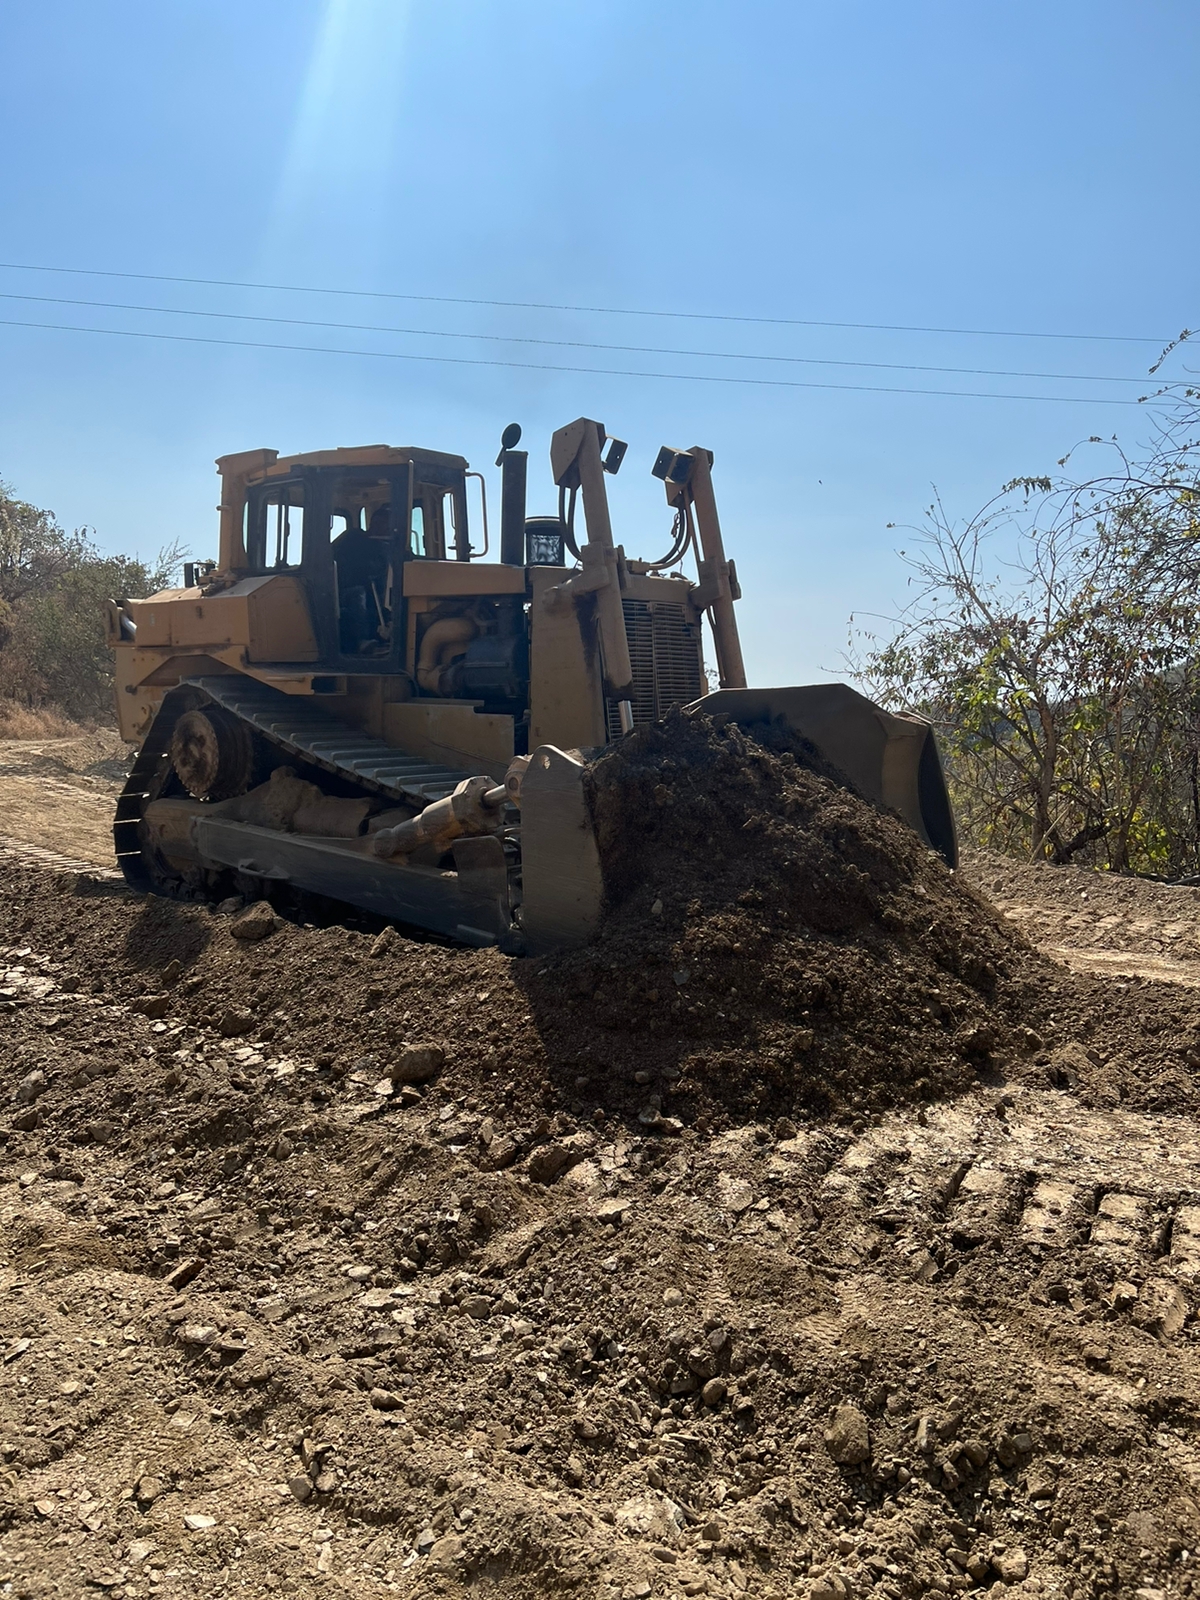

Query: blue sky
[{"left": 1, "top": 0, "right": 1196, "bottom": 683}]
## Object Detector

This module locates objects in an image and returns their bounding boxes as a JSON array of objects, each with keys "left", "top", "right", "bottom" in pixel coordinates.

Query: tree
[
  {"left": 0, "top": 478, "right": 184, "bottom": 724},
  {"left": 853, "top": 372, "right": 1200, "bottom": 876}
]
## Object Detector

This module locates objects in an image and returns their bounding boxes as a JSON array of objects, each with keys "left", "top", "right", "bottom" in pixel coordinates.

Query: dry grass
[{"left": 0, "top": 699, "right": 89, "bottom": 740}]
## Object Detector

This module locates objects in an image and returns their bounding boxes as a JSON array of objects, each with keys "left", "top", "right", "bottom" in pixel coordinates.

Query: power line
[
  {"left": 0, "top": 291, "right": 1151, "bottom": 385},
  {"left": 0, "top": 259, "right": 1172, "bottom": 347},
  {"left": 0, "top": 315, "right": 1143, "bottom": 405}
]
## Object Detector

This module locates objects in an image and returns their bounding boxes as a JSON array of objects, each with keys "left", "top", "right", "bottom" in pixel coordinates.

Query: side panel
[
  {"left": 403, "top": 562, "right": 528, "bottom": 598},
  {"left": 245, "top": 576, "right": 321, "bottom": 663},
  {"left": 382, "top": 701, "right": 514, "bottom": 778},
  {"left": 124, "top": 575, "right": 318, "bottom": 662}
]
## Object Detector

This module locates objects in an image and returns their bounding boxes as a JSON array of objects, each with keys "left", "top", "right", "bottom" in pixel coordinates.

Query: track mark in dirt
[
  {"left": 0, "top": 732, "right": 128, "bottom": 868},
  {"left": 1041, "top": 945, "right": 1200, "bottom": 988}
]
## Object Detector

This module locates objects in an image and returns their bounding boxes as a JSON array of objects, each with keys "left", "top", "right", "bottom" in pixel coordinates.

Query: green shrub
[{"left": 0, "top": 479, "right": 183, "bottom": 725}]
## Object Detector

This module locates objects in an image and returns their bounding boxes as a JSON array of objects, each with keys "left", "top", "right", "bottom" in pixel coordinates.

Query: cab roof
[{"left": 217, "top": 444, "right": 470, "bottom": 484}]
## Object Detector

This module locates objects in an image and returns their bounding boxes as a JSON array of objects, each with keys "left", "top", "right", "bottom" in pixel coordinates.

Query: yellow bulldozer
[{"left": 107, "top": 417, "right": 955, "bottom": 952}]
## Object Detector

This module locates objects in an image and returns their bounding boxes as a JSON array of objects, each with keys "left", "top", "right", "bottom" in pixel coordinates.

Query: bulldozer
[{"left": 107, "top": 417, "right": 955, "bottom": 953}]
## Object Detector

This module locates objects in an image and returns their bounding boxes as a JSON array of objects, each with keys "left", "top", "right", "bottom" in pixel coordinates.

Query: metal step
[{"left": 188, "top": 676, "right": 474, "bottom": 806}]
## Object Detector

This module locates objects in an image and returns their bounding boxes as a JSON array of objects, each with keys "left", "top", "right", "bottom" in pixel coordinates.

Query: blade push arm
[
  {"left": 652, "top": 445, "right": 747, "bottom": 690},
  {"left": 546, "top": 417, "right": 635, "bottom": 734}
]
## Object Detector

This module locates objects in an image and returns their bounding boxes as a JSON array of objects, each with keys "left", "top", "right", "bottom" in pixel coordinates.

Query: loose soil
[{"left": 2, "top": 721, "right": 1200, "bottom": 1599}]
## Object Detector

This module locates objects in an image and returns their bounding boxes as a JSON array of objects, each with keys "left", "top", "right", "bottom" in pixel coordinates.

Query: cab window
[{"left": 246, "top": 482, "right": 306, "bottom": 571}]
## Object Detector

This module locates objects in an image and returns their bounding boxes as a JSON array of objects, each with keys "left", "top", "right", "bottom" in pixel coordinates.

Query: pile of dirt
[{"left": 531, "top": 709, "right": 1041, "bottom": 1124}]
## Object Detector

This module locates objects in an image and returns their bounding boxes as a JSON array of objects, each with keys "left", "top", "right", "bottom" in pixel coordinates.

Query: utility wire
[
  {"left": 0, "top": 259, "right": 1171, "bottom": 346},
  {"left": 0, "top": 291, "right": 1151, "bottom": 385},
  {"left": 0, "top": 316, "right": 1143, "bottom": 405}
]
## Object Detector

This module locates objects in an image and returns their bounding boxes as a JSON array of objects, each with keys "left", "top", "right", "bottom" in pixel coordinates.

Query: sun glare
[{"left": 261, "top": 0, "right": 415, "bottom": 272}]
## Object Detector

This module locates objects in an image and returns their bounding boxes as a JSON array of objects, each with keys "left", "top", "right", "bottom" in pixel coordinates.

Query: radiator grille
[{"left": 606, "top": 600, "right": 704, "bottom": 739}]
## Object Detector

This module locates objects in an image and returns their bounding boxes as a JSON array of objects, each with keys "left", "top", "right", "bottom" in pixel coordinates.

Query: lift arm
[
  {"left": 652, "top": 445, "right": 747, "bottom": 690},
  {"left": 546, "top": 417, "right": 635, "bottom": 734}
]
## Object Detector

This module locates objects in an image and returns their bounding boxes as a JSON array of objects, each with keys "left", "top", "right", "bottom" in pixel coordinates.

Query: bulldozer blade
[{"left": 693, "top": 683, "right": 957, "bottom": 868}]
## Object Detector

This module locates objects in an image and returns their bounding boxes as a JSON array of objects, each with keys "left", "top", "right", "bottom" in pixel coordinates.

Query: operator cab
[{"left": 231, "top": 445, "right": 473, "bottom": 672}]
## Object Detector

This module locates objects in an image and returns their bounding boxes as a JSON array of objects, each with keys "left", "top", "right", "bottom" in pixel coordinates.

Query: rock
[
  {"left": 615, "top": 1494, "right": 686, "bottom": 1541},
  {"left": 370, "top": 926, "right": 398, "bottom": 957},
  {"left": 135, "top": 1476, "right": 163, "bottom": 1504},
  {"left": 162, "top": 958, "right": 183, "bottom": 985},
  {"left": 218, "top": 1007, "right": 254, "bottom": 1038},
  {"left": 217, "top": 895, "right": 245, "bottom": 916},
  {"left": 177, "top": 1324, "right": 219, "bottom": 1348},
  {"left": 14, "top": 1070, "right": 47, "bottom": 1105},
  {"left": 994, "top": 1547, "right": 1028, "bottom": 1583},
  {"left": 686, "top": 1346, "right": 719, "bottom": 1380},
  {"left": 662, "top": 1287, "right": 683, "bottom": 1307},
  {"left": 1133, "top": 1278, "right": 1188, "bottom": 1337},
  {"left": 527, "top": 1143, "right": 579, "bottom": 1185},
  {"left": 369, "top": 1387, "right": 403, "bottom": 1410},
  {"left": 564, "top": 1454, "right": 585, "bottom": 1485},
  {"left": 230, "top": 901, "right": 277, "bottom": 941},
  {"left": 316, "top": 1542, "right": 333, "bottom": 1574},
  {"left": 428, "top": 1534, "right": 464, "bottom": 1567},
  {"left": 183, "top": 1512, "right": 217, "bottom": 1530},
  {"left": 824, "top": 1403, "right": 871, "bottom": 1465},
  {"left": 164, "top": 1257, "right": 203, "bottom": 1291},
  {"left": 11, "top": 1108, "right": 40, "bottom": 1132},
  {"left": 808, "top": 1575, "right": 853, "bottom": 1599},
  {"left": 133, "top": 994, "right": 170, "bottom": 1019},
  {"left": 916, "top": 1414, "right": 941, "bottom": 1454},
  {"left": 595, "top": 1197, "right": 633, "bottom": 1226},
  {"left": 487, "top": 1133, "right": 519, "bottom": 1167},
  {"left": 1110, "top": 1278, "right": 1139, "bottom": 1310},
  {"left": 390, "top": 1043, "right": 445, "bottom": 1084},
  {"left": 717, "top": 1172, "right": 754, "bottom": 1213},
  {"left": 702, "top": 1378, "right": 727, "bottom": 1408},
  {"left": 286, "top": 1474, "right": 312, "bottom": 1503},
  {"left": 461, "top": 1294, "right": 493, "bottom": 1320},
  {"left": 345, "top": 1264, "right": 373, "bottom": 1282}
]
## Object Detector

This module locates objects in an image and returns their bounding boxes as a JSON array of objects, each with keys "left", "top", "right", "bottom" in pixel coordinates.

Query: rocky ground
[{"left": 1, "top": 730, "right": 1200, "bottom": 1600}]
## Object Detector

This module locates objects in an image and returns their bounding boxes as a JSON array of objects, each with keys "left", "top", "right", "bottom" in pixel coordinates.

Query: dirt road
[
  {"left": 0, "top": 733, "right": 128, "bottom": 867},
  {"left": 3, "top": 736, "right": 1200, "bottom": 1599}
]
